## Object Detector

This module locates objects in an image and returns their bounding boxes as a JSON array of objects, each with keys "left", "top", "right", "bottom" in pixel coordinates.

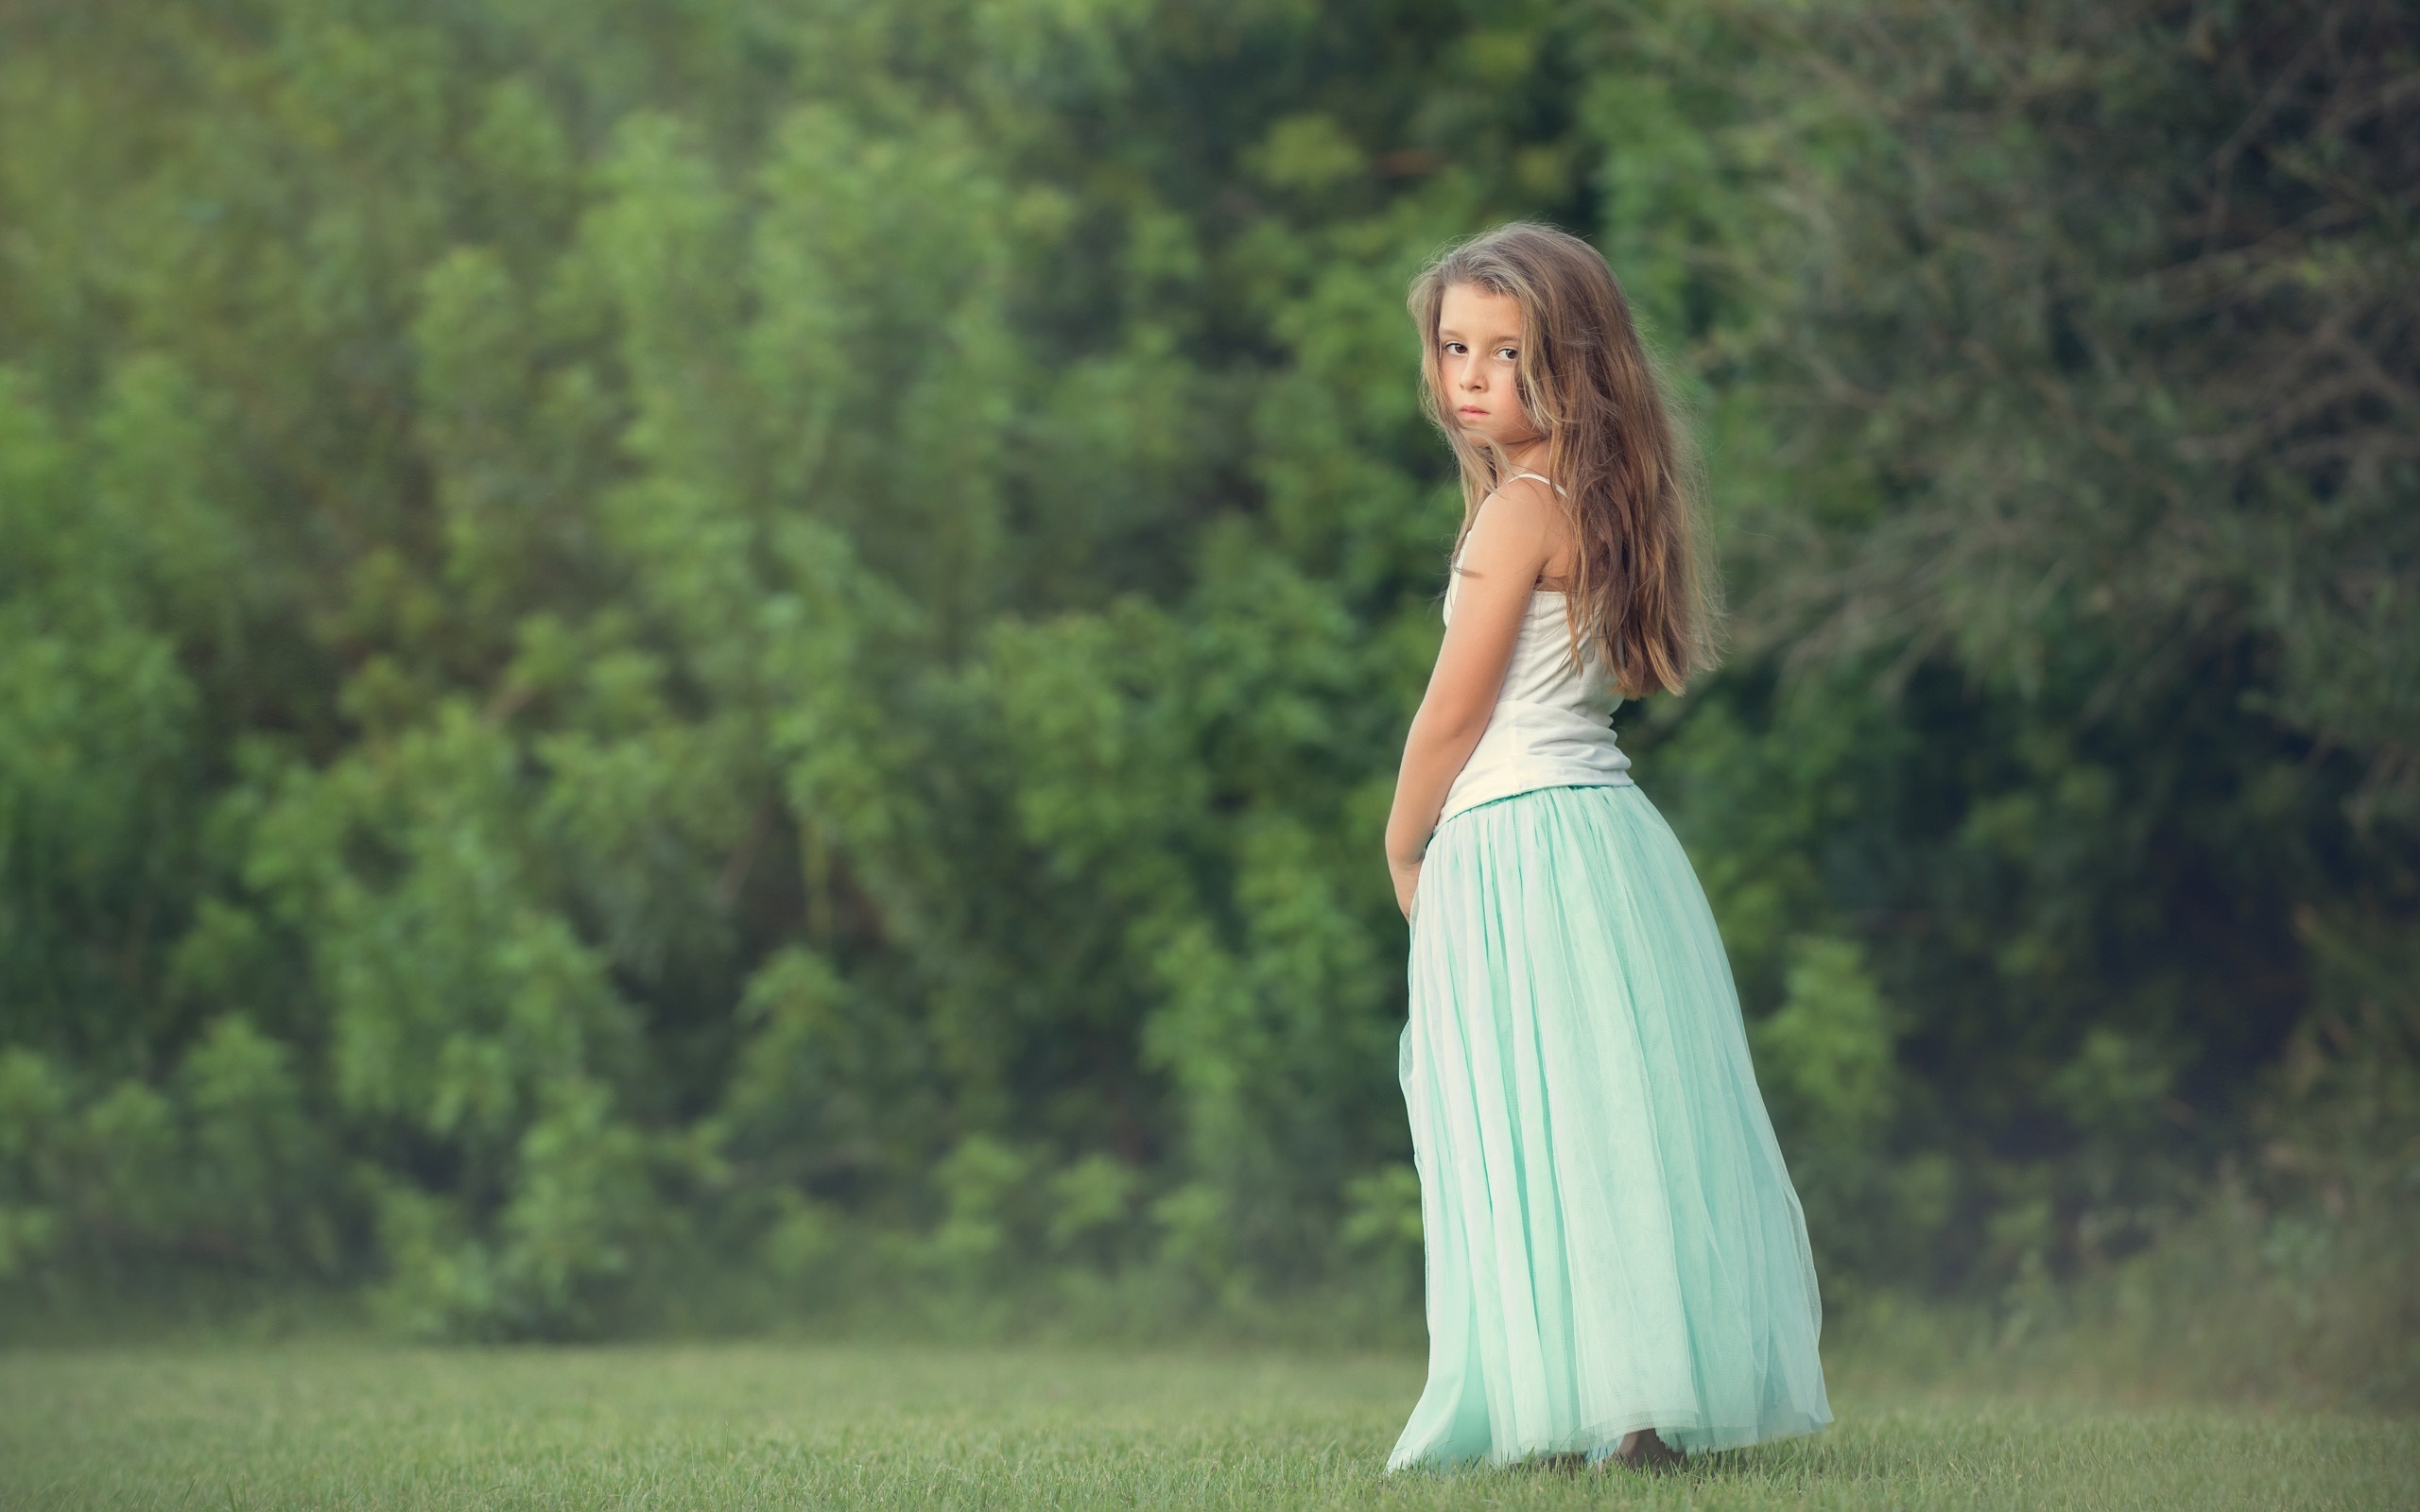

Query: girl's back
[{"left": 1436, "top": 472, "right": 1634, "bottom": 825}]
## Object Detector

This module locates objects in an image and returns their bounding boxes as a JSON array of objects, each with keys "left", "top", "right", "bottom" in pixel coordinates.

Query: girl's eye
[
  {"left": 1442, "top": 341, "right": 1468, "bottom": 355},
  {"left": 1495, "top": 347, "right": 1519, "bottom": 361}
]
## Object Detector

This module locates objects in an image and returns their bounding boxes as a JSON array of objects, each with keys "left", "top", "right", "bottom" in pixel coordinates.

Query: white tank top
[{"left": 1437, "top": 472, "right": 1633, "bottom": 822}]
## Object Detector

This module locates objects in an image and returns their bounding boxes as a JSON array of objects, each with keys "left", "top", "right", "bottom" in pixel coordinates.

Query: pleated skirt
[{"left": 1387, "top": 782, "right": 1833, "bottom": 1470}]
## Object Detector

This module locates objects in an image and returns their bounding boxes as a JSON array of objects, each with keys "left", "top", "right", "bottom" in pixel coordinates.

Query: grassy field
[{"left": 0, "top": 1342, "right": 2411, "bottom": 1510}]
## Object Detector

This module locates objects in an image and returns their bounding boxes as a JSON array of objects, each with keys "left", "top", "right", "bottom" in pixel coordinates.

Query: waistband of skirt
[{"left": 1435, "top": 775, "right": 1637, "bottom": 829}]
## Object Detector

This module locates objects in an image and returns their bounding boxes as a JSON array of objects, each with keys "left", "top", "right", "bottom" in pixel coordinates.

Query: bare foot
[{"left": 1603, "top": 1428, "right": 1685, "bottom": 1471}]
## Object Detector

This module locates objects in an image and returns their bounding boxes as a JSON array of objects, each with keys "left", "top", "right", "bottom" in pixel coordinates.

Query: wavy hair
[{"left": 1408, "top": 222, "right": 1718, "bottom": 697}]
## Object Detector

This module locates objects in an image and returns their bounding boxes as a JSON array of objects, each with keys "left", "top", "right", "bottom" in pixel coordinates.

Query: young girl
[{"left": 1382, "top": 223, "right": 1833, "bottom": 1472}]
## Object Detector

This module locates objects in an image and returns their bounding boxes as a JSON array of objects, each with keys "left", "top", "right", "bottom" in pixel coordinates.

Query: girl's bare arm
[{"left": 1383, "top": 477, "right": 1558, "bottom": 917}]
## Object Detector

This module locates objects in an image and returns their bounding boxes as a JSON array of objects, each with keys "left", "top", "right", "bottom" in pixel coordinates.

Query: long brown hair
[{"left": 1408, "top": 222, "right": 1718, "bottom": 697}]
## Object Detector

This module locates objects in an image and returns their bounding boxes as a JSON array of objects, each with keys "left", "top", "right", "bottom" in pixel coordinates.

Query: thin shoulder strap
[{"left": 1506, "top": 470, "right": 1568, "bottom": 497}]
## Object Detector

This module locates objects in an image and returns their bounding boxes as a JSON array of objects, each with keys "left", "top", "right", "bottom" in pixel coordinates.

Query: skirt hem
[{"left": 1385, "top": 1405, "right": 1836, "bottom": 1473}]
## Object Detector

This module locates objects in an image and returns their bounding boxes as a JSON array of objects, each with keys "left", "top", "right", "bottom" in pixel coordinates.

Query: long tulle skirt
[{"left": 1387, "top": 783, "right": 1832, "bottom": 1470}]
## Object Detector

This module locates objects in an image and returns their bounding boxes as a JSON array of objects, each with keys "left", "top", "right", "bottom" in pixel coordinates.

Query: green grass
[{"left": 0, "top": 1343, "right": 2411, "bottom": 1509}]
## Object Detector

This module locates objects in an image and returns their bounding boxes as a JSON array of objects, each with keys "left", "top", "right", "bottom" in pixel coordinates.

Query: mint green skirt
[{"left": 1388, "top": 783, "right": 1832, "bottom": 1470}]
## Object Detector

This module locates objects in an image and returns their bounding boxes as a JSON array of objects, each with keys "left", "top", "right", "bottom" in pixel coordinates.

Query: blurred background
[{"left": 0, "top": 0, "right": 2411, "bottom": 1404}]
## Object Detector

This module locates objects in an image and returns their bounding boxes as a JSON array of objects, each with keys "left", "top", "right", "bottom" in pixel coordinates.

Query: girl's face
[{"left": 1435, "top": 282, "right": 1543, "bottom": 453}]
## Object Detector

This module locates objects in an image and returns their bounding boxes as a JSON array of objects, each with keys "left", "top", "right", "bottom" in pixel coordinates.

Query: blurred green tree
[{"left": 0, "top": 0, "right": 2408, "bottom": 1339}]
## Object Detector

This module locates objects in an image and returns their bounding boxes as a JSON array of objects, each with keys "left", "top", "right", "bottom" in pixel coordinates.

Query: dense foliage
[{"left": 2, "top": 0, "right": 2411, "bottom": 1342}]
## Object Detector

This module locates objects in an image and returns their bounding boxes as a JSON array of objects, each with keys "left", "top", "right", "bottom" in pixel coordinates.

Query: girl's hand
[{"left": 1391, "top": 855, "right": 1423, "bottom": 922}]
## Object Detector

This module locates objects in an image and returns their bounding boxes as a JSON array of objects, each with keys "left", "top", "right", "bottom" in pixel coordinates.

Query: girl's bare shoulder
[
  {"left": 1473, "top": 472, "right": 1561, "bottom": 541},
  {"left": 1473, "top": 473, "right": 1574, "bottom": 576}
]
